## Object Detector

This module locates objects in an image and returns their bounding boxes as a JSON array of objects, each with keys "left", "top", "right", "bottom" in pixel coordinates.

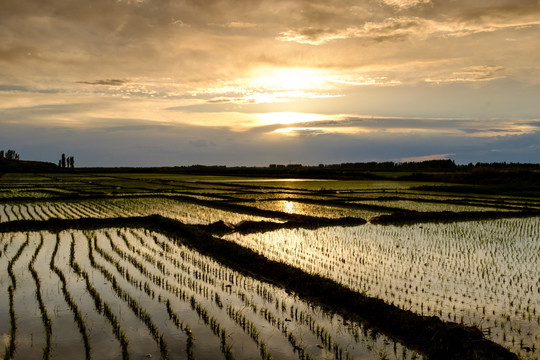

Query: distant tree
[
  {"left": 2, "top": 149, "right": 20, "bottom": 160},
  {"left": 58, "top": 154, "right": 75, "bottom": 169},
  {"left": 67, "top": 156, "right": 75, "bottom": 169}
]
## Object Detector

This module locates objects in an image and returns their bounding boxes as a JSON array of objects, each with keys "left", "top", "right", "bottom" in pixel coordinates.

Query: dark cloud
[
  {"left": 524, "top": 121, "right": 540, "bottom": 127},
  {"left": 78, "top": 79, "right": 128, "bottom": 86},
  {"left": 459, "top": 128, "right": 521, "bottom": 134}
]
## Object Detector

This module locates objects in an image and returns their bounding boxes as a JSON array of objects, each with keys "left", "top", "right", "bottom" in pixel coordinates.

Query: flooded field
[{"left": 0, "top": 173, "right": 537, "bottom": 359}]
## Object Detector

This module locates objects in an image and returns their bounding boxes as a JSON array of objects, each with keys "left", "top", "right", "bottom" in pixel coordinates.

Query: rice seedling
[
  {"left": 69, "top": 235, "right": 130, "bottom": 359},
  {"left": 28, "top": 234, "right": 52, "bottom": 359},
  {"left": 49, "top": 233, "right": 91, "bottom": 360},
  {"left": 3, "top": 234, "right": 29, "bottom": 360}
]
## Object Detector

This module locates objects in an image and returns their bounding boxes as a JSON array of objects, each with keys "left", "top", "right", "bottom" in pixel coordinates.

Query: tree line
[
  {"left": 0, "top": 150, "right": 20, "bottom": 160},
  {"left": 59, "top": 154, "right": 75, "bottom": 169}
]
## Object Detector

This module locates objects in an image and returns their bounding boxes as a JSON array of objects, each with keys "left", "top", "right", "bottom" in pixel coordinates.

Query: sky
[{"left": 1, "top": 0, "right": 540, "bottom": 167}]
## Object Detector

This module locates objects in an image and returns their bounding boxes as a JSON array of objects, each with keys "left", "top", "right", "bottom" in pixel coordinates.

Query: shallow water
[{"left": 0, "top": 229, "right": 422, "bottom": 360}]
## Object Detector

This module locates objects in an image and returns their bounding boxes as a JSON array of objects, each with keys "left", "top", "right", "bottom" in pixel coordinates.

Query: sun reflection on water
[{"left": 282, "top": 200, "right": 296, "bottom": 214}]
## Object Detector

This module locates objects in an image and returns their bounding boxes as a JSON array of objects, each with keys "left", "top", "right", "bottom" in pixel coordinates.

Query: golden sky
[{"left": 1, "top": 0, "right": 539, "bottom": 165}]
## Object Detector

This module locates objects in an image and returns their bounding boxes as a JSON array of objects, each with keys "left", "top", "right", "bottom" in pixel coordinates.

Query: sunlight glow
[
  {"left": 272, "top": 126, "right": 369, "bottom": 136},
  {"left": 282, "top": 200, "right": 296, "bottom": 214},
  {"left": 248, "top": 68, "right": 333, "bottom": 91},
  {"left": 257, "top": 112, "right": 325, "bottom": 125}
]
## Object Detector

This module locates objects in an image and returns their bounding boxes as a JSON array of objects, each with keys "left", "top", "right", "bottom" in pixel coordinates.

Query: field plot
[
  {"left": 224, "top": 219, "right": 540, "bottom": 359},
  {"left": 350, "top": 200, "right": 512, "bottom": 213},
  {"left": 230, "top": 200, "right": 391, "bottom": 220},
  {"left": 0, "top": 229, "right": 420, "bottom": 360},
  {"left": 214, "top": 179, "right": 424, "bottom": 192},
  {"left": 0, "top": 198, "right": 275, "bottom": 224}
]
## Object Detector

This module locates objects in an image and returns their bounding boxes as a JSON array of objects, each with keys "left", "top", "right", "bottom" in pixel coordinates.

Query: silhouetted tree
[
  {"left": 58, "top": 154, "right": 75, "bottom": 169},
  {"left": 67, "top": 156, "right": 75, "bottom": 169},
  {"left": 2, "top": 149, "right": 20, "bottom": 160}
]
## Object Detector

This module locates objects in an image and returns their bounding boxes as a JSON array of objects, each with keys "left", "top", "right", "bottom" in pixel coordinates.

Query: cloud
[
  {"left": 425, "top": 65, "right": 505, "bottom": 84},
  {"left": 381, "top": 0, "right": 431, "bottom": 9},
  {"left": 268, "top": 115, "right": 537, "bottom": 138},
  {"left": 278, "top": 3, "right": 540, "bottom": 45},
  {"left": 524, "top": 121, "right": 540, "bottom": 128},
  {"left": 399, "top": 153, "right": 455, "bottom": 162},
  {"left": 277, "top": 17, "right": 426, "bottom": 45},
  {"left": 77, "top": 79, "right": 129, "bottom": 86},
  {"left": 220, "top": 22, "right": 257, "bottom": 29}
]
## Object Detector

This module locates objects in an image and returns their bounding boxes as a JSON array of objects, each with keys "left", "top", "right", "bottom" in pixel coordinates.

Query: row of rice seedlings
[
  {"left": 95, "top": 231, "right": 240, "bottom": 359},
  {"left": 77, "top": 202, "right": 109, "bottom": 217},
  {"left": 69, "top": 236, "right": 130, "bottom": 360},
  {"left": 129, "top": 228, "right": 416, "bottom": 360},
  {"left": 353, "top": 199, "right": 509, "bottom": 213},
  {"left": 189, "top": 296, "right": 235, "bottom": 360},
  {"left": 0, "top": 204, "right": 12, "bottom": 222},
  {"left": 164, "top": 299, "right": 195, "bottom": 360},
  {"left": 0, "top": 195, "right": 276, "bottom": 224},
  {"left": 129, "top": 230, "right": 312, "bottom": 359},
  {"left": 234, "top": 199, "right": 386, "bottom": 220},
  {"left": 88, "top": 200, "right": 137, "bottom": 217},
  {"left": 26, "top": 203, "right": 46, "bottom": 221},
  {"left": 225, "top": 305, "right": 272, "bottom": 360},
  {"left": 10, "top": 204, "right": 22, "bottom": 221},
  {"left": 224, "top": 218, "right": 540, "bottom": 358},
  {"left": 101, "top": 233, "right": 158, "bottom": 298},
  {"left": 85, "top": 235, "right": 170, "bottom": 360},
  {"left": 49, "top": 233, "right": 91, "bottom": 360},
  {"left": 112, "top": 197, "right": 272, "bottom": 224},
  {"left": 218, "top": 260, "right": 362, "bottom": 360},
  {"left": 28, "top": 234, "right": 52, "bottom": 359},
  {"left": 33, "top": 203, "right": 57, "bottom": 221},
  {"left": 45, "top": 203, "right": 65, "bottom": 219},
  {"left": 0, "top": 203, "right": 33, "bottom": 222},
  {"left": 238, "top": 287, "right": 352, "bottom": 360},
  {"left": 14, "top": 204, "right": 28, "bottom": 221},
  {"left": 3, "top": 234, "right": 29, "bottom": 360},
  {"left": 0, "top": 204, "right": 16, "bottom": 222},
  {"left": 76, "top": 201, "right": 113, "bottom": 218},
  {"left": 58, "top": 203, "right": 90, "bottom": 219},
  {"left": 106, "top": 229, "right": 280, "bottom": 358}
]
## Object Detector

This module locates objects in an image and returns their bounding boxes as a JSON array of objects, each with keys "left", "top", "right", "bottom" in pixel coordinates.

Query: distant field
[{"left": 0, "top": 173, "right": 537, "bottom": 360}]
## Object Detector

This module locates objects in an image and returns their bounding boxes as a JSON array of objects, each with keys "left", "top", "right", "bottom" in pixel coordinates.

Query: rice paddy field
[{"left": 0, "top": 172, "right": 538, "bottom": 360}]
